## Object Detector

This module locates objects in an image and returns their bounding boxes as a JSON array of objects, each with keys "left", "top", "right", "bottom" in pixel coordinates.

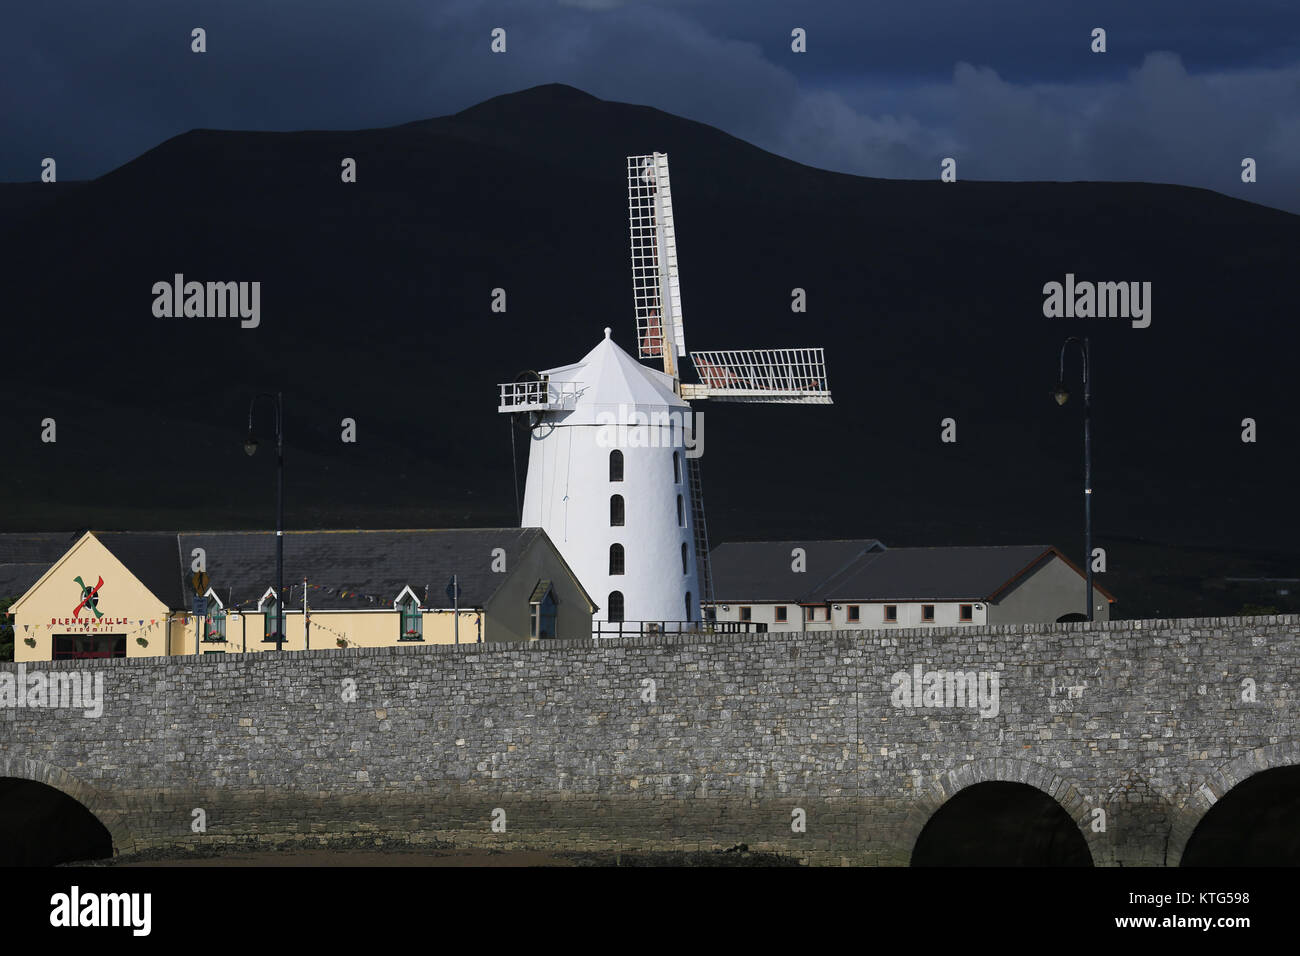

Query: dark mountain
[{"left": 2, "top": 83, "right": 1297, "bottom": 617}]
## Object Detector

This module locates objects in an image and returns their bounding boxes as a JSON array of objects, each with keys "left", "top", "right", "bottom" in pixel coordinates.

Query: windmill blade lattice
[{"left": 628, "top": 154, "right": 686, "bottom": 370}]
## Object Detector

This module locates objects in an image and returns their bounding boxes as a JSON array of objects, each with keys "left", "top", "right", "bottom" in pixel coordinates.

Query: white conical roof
[{"left": 540, "top": 328, "right": 688, "bottom": 422}]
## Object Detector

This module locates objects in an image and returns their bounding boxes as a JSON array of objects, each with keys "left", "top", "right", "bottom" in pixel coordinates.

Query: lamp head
[
  {"left": 1052, "top": 383, "right": 1070, "bottom": 406},
  {"left": 243, "top": 435, "right": 259, "bottom": 456}
]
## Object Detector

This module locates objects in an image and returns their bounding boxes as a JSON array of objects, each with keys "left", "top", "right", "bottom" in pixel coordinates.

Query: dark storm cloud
[{"left": 2, "top": 1, "right": 1297, "bottom": 212}]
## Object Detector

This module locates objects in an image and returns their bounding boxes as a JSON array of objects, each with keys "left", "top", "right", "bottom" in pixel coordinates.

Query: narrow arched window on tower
[
  {"left": 609, "top": 543, "right": 625, "bottom": 575},
  {"left": 611, "top": 494, "right": 625, "bottom": 527},
  {"left": 673, "top": 451, "right": 681, "bottom": 483},
  {"left": 608, "top": 590, "right": 625, "bottom": 623},
  {"left": 676, "top": 495, "right": 684, "bottom": 527},
  {"left": 685, "top": 591, "right": 693, "bottom": 622},
  {"left": 681, "top": 542, "right": 688, "bottom": 574},
  {"left": 610, "top": 449, "right": 624, "bottom": 482}
]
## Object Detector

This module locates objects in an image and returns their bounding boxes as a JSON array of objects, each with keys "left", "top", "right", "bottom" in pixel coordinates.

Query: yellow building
[{"left": 8, "top": 529, "right": 595, "bottom": 662}]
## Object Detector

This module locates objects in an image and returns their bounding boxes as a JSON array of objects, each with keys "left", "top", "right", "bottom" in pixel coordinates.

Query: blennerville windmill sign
[{"left": 499, "top": 153, "right": 832, "bottom": 634}]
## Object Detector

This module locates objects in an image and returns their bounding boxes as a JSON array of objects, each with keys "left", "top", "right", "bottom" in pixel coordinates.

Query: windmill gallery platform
[{"left": 1, "top": 615, "right": 1297, "bottom": 866}]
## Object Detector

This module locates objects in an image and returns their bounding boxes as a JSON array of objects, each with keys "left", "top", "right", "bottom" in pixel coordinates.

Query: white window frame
[{"left": 257, "top": 587, "right": 278, "bottom": 612}]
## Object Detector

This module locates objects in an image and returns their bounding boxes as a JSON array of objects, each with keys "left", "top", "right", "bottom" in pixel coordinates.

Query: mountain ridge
[{"left": 1, "top": 83, "right": 1296, "bottom": 618}]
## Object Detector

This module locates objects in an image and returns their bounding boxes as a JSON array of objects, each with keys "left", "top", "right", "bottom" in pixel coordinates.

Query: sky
[{"left": 3, "top": 0, "right": 1299, "bottom": 212}]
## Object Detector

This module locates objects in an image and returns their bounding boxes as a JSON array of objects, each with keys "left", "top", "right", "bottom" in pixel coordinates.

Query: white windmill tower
[{"left": 498, "top": 152, "right": 832, "bottom": 635}]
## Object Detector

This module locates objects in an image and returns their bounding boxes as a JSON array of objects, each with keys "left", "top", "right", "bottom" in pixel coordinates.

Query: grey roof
[
  {"left": 179, "top": 529, "right": 548, "bottom": 611},
  {"left": 710, "top": 541, "right": 1115, "bottom": 605},
  {"left": 709, "top": 539, "right": 886, "bottom": 602},
  {"left": 811, "top": 545, "right": 1067, "bottom": 602},
  {"left": 0, "top": 532, "right": 79, "bottom": 565},
  {"left": 0, "top": 563, "right": 49, "bottom": 601},
  {"left": 0, "top": 532, "right": 186, "bottom": 607},
  {"left": 94, "top": 533, "right": 188, "bottom": 609}
]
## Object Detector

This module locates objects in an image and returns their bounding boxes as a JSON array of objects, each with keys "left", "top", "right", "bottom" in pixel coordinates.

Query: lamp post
[
  {"left": 1052, "top": 337, "right": 1093, "bottom": 622},
  {"left": 245, "top": 392, "right": 285, "bottom": 650}
]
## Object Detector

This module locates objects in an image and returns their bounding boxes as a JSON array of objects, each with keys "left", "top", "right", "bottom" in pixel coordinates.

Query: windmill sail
[
  {"left": 683, "top": 348, "right": 832, "bottom": 404},
  {"left": 628, "top": 153, "right": 686, "bottom": 372}
]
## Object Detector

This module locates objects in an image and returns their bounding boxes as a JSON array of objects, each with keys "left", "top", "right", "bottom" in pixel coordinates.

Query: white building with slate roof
[{"left": 707, "top": 541, "right": 1115, "bottom": 632}]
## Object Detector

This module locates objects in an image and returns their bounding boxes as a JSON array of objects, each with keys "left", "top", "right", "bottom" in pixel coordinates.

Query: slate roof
[
  {"left": 179, "top": 529, "right": 550, "bottom": 611},
  {"left": 809, "top": 545, "right": 1055, "bottom": 602},
  {"left": 0, "top": 532, "right": 185, "bottom": 608},
  {"left": 0, "top": 530, "right": 76, "bottom": 602},
  {"left": 0, "top": 532, "right": 80, "bottom": 564},
  {"left": 710, "top": 541, "right": 1116, "bottom": 605},
  {"left": 709, "top": 539, "right": 886, "bottom": 602},
  {"left": 0, "top": 563, "right": 49, "bottom": 601}
]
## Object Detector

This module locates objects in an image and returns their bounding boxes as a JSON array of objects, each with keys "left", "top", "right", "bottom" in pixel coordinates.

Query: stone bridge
[{"left": 2, "top": 615, "right": 1297, "bottom": 865}]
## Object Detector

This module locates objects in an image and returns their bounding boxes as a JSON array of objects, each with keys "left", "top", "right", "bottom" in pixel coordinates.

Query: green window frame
[
  {"left": 399, "top": 596, "right": 423, "bottom": 641},
  {"left": 204, "top": 605, "right": 227, "bottom": 643},
  {"left": 261, "top": 596, "right": 279, "bottom": 641}
]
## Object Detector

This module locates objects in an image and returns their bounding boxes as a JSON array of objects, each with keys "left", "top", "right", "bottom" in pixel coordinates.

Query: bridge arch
[
  {"left": 0, "top": 755, "right": 135, "bottom": 858},
  {"left": 1172, "top": 742, "right": 1300, "bottom": 866},
  {"left": 903, "top": 757, "right": 1098, "bottom": 865}
]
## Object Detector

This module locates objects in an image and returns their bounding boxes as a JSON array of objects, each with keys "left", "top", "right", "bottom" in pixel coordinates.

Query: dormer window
[
  {"left": 395, "top": 586, "right": 423, "bottom": 641},
  {"left": 258, "top": 588, "right": 280, "bottom": 642},
  {"left": 203, "top": 588, "right": 226, "bottom": 643}
]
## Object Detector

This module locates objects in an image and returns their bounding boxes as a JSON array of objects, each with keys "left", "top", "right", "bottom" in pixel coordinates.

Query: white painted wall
[
  {"left": 518, "top": 331, "right": 701, "bottom": 627},
  {"left": 522, "top": 422, "right": 698, "bottom": 624},
  {"left": 709, "top": 600, "right": 989, "bottom": 632}
]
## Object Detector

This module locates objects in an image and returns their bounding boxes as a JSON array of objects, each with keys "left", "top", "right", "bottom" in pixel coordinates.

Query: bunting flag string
[
  {"left": 219, "top": 580, "right": 452, "bottom": 612},
  {"left": 2, "top": 584, "right": 456, "bottom": 618},
  {"left": 28, "top": 617, "right": 171, "bottom": 642},
  {"left": 10, "top": 580, "right": 472, "bottom": 651}
]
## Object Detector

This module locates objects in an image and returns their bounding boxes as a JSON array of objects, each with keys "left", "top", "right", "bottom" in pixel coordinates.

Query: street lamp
[
  {"left": 245, "top": 392, "right": 285, "bottom": 650},
  {"left": 1052, "top": 337, "right": 1093, "bottom": 622}
]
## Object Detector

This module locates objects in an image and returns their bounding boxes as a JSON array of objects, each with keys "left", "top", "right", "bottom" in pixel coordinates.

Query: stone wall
[{"left": 2, "top": 615, "right": 1297, "bottom": 864}]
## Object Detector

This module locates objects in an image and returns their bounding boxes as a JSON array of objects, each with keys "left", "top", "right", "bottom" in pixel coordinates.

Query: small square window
[
  {"left": 960, "top": 604, "right": 973, "bottom": 622},
  {"left": 847, "top": 605, "right": 860, "bottom": 622},
  {"left": 884, "top": 605, "right": 898, "bottom": 622},
  {"left": 922, "top": 604, "right": 935, "bottom": 622},
  {"left": 740, "top": 606, "right": 752, "bottom": 622},
  {"left": 775, "top": 606, "right": 788, "bottom": 623}
]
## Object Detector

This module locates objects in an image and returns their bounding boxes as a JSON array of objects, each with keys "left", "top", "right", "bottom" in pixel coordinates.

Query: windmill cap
[
  {"left": 537, "top": 330, "right": 688, "bottom": 416},
  {"left": 604, "top": 327, "right": 611, "bottom": 339}
]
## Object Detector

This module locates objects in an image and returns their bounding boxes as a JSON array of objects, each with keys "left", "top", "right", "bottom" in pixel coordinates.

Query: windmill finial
[{"left": 604, "top": 327, "right": 611, "bottom": 339}]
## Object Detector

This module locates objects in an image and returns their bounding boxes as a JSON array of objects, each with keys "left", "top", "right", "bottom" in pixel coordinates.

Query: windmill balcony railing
[
  {"left": 593, "top": 619, "right": 768, "bottom": 639},
  {"left": 498, "top": 380, "right": 583, "bottom": 413}
]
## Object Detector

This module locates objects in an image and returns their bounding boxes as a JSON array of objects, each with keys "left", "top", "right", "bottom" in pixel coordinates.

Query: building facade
[{"left": 7, "top": 529, "right": 595, "bottom": 662}]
